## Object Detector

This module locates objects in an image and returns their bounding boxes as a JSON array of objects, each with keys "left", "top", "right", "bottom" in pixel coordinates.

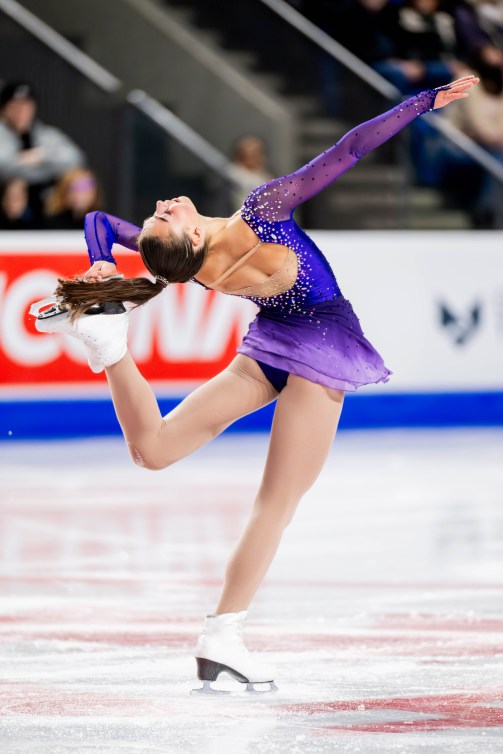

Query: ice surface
[{"left": 1, "top": 429, "right": 502, "bottom": 753}]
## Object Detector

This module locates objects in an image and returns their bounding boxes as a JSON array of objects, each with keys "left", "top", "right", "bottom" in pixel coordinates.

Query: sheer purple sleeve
[
  {"left": 84, "top": 211, "right": 142, "bottom": 266},
  {"left": 246, "top": 90, "right": 437, "bottom": 220}
]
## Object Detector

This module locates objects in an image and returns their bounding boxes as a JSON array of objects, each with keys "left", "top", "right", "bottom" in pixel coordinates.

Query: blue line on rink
[{"left": 1, "top": 392, "right": 503, "bottom": 439}]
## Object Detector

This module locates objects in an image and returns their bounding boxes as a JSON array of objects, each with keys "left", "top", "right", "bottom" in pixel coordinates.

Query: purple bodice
[{"left": 237, "top": 203, "right": 341, "bottom": 310}]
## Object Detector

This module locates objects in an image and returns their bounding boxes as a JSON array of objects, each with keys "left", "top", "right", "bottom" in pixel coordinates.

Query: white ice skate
[
  {"left": 191, "top": 610, "right": 278, "bottom": 695},
  {"left": 30, "top": 292, "right": 129, "bottom": 374}
]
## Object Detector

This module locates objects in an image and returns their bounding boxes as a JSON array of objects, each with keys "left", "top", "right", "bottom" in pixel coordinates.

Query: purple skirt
[{"left": 238, "top": 296, "right": 392, "bottom": 392}]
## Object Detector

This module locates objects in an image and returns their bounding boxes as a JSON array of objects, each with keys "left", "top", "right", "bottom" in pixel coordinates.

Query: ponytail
[{"left": 56, "top": 276, "right": 164, "bottom": 321}]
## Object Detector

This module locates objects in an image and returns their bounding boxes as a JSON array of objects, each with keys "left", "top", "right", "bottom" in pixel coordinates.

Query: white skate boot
[
  {"left": 191, "top": 611, "right": 278, "bottom": 695},
  {"left": 30, "top": 294, "right": 129, "bottom": 374}
]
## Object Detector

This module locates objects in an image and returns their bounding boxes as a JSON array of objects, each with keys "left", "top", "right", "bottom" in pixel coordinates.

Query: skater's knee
[
  {"left": 128, "top": 443, "right": 146, "bottom": 467},
  {"left": 280, "top": 502, "right": 301, "bottom": 528},
  {"left": 127, "top": 442, "right": 173, "bottom": 471},
  {"left": 141, "top": 456, "right": 171, "bottom": 472},
  {"left": 282, "top": 506, "right": 298, "bottom": 528}
]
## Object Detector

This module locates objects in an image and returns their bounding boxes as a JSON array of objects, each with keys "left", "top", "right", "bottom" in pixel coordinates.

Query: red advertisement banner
[{"left": 0, "top": 237, "right": 256, "bottom": 394}]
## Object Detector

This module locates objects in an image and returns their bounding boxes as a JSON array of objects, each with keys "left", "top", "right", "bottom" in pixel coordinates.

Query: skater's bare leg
[
  {"left": 215, "top": 376, "right": 344, "bottom": 614},
  {"left": 105, "top": 353, "right": 276, "bottom": 470}
]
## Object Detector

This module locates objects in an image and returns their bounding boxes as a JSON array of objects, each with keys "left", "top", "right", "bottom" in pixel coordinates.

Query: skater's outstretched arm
[{"left": 245, "top": 76, "right": 478, "bottom": 221}]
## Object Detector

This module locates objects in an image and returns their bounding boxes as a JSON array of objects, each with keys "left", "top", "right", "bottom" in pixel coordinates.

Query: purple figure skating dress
[{"left": 84, "top": 90, "right": 437, "bottom": 392}]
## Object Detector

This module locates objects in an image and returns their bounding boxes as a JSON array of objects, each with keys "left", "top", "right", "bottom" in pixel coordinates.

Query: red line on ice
[{"left": 279, "top": 691, "right": 503, "bottom": 733}]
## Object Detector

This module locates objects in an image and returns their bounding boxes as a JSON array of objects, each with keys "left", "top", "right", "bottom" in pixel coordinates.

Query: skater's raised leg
[
  {"left": 33, "top": 303, "right": 277, "bottom": 469},
  {"left": 105, "top": 352, "right": 277, "bottom": 470}
]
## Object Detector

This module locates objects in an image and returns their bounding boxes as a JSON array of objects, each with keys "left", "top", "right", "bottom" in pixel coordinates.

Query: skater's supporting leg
[
  {"left": 215, "top": 376, "right": 344, "bottom": 614},
  {"left": 105, "top": 353, "right": 277, "bottom": 470}
]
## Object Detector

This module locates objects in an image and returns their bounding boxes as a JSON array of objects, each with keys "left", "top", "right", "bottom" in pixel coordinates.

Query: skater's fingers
[
  {"left": 437, "top": 75, "right": 479, "bottom": 92},
  {"left": 84, "top": 261, "right": 117, "bottom": 282},
  {"left": 449, "top": 74, "right": 478, "bottom": 85},
  {"left": 451, "top": 79, "right": 478, "bottom": 91},
  {"left": 433, "top": 76, "right": 479, "bottom": 109}
]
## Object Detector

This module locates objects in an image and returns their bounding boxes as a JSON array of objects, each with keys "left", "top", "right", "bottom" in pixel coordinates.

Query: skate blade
[
  {"left": 190, "top": 680, "right": 230, "bottom": 696},
  {"left": 190, "top": 680, "right": 278, "bottom": 696},
  {"left": 246, "top": 681, "right": 279, "bottom": 693},
  {"left": 34, "top": 309, "right": 72, "bottom": 334},
  {"left": 29, "top": 297, "right": 67, "bottom": 320}
]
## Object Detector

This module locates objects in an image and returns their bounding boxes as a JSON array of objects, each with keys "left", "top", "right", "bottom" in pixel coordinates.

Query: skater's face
[
  {"left": 142, "top": 196, "right": 199, "bottom": 245},
  {"left": 138, "top": 195, "right": 209, "bottom": 285}
]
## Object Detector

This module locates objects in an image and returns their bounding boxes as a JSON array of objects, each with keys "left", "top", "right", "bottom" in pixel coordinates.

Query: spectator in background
[
  {"left": 474, "top": 0, "right": 503, "bottom": 38},
  {"left": 307, "top": 1, "right": 400, "bottom": 69},
  {"left": 300, "top": 1, "right": 501, "bottom": 94},
  {"left": 373, "top": 0, "right": 463, "bottom": 92},
  {"left": 310, "top": 1, "right": 462, "bottom": 104},
  {"left": 228, "top": 135, "right": 273, "bottom": 211},
  {"left": 448, "top": 0, "right": 503, "bottom": 71},
  {"left": 443, "top": 63, "right": 503, "bottom": 226},
  {"left": 0, "top": 177, "right": 39, "bottom": 230},
  {"left": 0, "top": 81, "right": 85, "bottom": 218},
  {"left": 44, "top": 167, "right": 103, "bottom": 229},
  {"left": 295, "top": 1, "right": 402, "bottom": 116},
  {"left": 447, "top": 64, "right": 503, "bottom": 150}
]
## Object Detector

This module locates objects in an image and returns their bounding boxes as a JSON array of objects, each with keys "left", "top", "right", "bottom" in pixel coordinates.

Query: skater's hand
[
  {"left": 433, "top": 75, "right": 479, "bottom": 110},
  {"left": 84, "top": 261, "right": 118, "bottom": 281}
]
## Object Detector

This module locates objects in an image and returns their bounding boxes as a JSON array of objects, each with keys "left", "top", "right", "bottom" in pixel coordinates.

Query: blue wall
[{"left": 2, "top": 392, "right": 503, "bottom": 440}]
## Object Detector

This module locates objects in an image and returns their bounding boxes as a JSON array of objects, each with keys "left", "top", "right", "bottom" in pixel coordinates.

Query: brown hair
[{"left": 56, "top": 230, "right": 209, "bottom": 320}]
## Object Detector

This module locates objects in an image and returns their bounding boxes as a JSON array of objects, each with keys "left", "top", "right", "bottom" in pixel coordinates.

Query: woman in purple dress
[{"left": 31, "top": 76, "right": 477, "bottom": 694}]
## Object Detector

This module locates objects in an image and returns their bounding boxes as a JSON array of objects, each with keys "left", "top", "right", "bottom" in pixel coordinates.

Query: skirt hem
[{"left": 238, "top": 344, "right": 393, "bottom": 393}]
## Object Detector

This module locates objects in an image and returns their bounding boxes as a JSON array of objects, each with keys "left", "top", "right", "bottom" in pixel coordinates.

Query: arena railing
[{"left": 0, "top": 0, "right": 121, "bottom": 94}]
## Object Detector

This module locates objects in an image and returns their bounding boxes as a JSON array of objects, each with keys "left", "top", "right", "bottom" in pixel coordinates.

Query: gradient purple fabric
[
  {"left": 236, "top": 90, "right": 436, "bottom": 390},
  {"left": 84, "top": 90, "right": 437, "bottom": 392}
]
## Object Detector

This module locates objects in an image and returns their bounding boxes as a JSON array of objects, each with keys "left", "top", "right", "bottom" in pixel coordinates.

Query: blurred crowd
[
  {"left": 2, "top": 1, "right": 503, "bottom": 230},
  {"left": 0, "top": 81, "right": 103, "bottom": 231},
  {"left": 297, "top": 0, "right": 503, "bottom": 226},
  {"left": 302, "top": 0, "right": 503, "bottom": 92}
]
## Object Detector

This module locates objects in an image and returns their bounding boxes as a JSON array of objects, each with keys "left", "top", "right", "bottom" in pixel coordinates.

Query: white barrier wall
[{"left": 311, "top": 231, "right": 503, "bottom": 393}]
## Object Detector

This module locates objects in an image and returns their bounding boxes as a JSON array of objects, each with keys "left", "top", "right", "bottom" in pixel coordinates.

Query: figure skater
[{"left": 30, "top": 76, "right": 478, "bottom": 694}]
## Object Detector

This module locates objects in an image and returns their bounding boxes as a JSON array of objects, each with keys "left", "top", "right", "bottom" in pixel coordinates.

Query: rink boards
[{"left": 1, "top": 230, "right": 502, "bottom": 437}]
